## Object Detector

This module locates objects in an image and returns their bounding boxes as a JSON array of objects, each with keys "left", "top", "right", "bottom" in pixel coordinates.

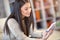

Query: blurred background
[{"left": 0, "top": 0, "right": 60, "bottom": 40}]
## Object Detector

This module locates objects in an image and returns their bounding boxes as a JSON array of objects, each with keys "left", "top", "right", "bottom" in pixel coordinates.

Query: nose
[{"left": 28, "top": 8, "right": 31, "bottom": 13}]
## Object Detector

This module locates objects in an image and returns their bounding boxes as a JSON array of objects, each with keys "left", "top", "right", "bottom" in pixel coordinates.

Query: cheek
[
  {"left": 21, "top": 9, "right": 27, "bottom": 16},
  {"left": 23, "top": 10, "right": 27, "bottom": 13},
  {"left": 21, "top": 8, "right": 26, "bottom": 13}
]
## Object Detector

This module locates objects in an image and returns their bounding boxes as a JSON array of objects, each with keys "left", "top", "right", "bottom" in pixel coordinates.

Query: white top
[{"left": 3, "top": 18, "right": 42, "bottom": 40}]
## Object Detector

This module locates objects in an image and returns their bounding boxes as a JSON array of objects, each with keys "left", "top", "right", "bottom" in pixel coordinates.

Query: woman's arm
[
  {"left": 7, "top": 18, "right": 44, "bottom": 40},
  {"left": 30, "top": 22, "right": 55, "bottom": 40},
  {"left": 30, "top": 24, "right": 43, "bottom": 38}
]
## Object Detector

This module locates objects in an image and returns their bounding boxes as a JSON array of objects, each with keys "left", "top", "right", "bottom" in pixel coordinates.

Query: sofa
[{"left": 0, "top": 18, "right": 7, "bottom": 40}]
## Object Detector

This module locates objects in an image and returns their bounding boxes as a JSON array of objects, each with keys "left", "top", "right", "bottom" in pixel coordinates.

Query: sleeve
[
  {"left": 30, "top": 24, "right": 43, "bottom": 38},
  {"left": 7, "top": 18, "right": 41, "bottom": 40}
]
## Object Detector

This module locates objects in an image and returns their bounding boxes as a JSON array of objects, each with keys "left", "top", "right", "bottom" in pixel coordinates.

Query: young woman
[{"left": 3, "top": 0, "right": 54, "bottom": 40}]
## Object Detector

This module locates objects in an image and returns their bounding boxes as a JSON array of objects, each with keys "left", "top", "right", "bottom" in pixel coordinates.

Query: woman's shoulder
[
  {"left": 8, "top": 18, "right": 16, "bottom": 22},
  {"left": 7, "top": 18, "right": 19, "bottom": 27},
  {"left": 7, "top": 18, "right": 18, "bottom": 24}
]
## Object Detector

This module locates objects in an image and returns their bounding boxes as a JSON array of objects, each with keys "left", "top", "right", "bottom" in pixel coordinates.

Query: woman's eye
[{"left": 25, "top": 8, "right": 28, "bottom": 10}]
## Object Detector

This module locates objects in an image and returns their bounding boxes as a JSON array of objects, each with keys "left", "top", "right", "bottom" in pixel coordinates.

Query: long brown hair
[{"left": 4, "top": 0, "right": 34, "bottom": 36}]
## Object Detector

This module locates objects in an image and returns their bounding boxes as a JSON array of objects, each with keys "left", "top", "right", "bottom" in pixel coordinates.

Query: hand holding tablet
[
  {"left": 46, "top": 22, "right": 56, "bottom": 32},
  {"left": 42, "top": 22, "right": 56, "bottom": 40}
]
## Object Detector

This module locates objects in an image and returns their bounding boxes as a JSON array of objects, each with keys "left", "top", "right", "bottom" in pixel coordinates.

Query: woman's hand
[
  {"left": 34, "top": 30, "right": 53, "bottom": 40},
  {"left": 42, "top": 29, "right": 53, "bottom": 40},
  {"left": 42, "top": 22, "right": 56, "bottom": 40}
]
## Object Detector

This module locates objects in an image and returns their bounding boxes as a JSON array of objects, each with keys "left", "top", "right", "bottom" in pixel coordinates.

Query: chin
[{"left": 26, "top": 15, "right": 30, "bottom": 17}]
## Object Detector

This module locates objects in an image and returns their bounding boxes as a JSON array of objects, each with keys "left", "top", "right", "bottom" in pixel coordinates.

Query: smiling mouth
[{"left": 27, "top": 13, "right": 30, "bottom": 15}]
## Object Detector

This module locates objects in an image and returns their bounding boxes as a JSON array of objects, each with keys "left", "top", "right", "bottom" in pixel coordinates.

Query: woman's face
[{"left": 21, "top": 2, "right": 31, "bottom": 17}]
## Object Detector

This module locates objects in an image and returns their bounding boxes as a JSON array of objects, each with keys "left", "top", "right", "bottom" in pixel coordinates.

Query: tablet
[{"left": 46, "top": 22, "right": 56, "bottom": 32}]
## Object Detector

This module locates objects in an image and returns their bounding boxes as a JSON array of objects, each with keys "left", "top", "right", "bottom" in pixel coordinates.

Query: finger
[{"left": 45, "top": 29, "right": 53, "bottom": 39}]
